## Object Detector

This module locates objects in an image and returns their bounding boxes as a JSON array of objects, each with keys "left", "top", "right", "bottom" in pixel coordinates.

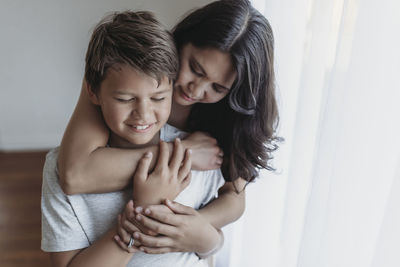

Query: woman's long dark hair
[{"left": 173, "top": 0, "right": 282, "bottom": 184}]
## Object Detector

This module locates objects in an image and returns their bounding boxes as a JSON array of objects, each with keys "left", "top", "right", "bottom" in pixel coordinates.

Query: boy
[{"left": 41, "top": 11, "right": 224, "bottom": 266}]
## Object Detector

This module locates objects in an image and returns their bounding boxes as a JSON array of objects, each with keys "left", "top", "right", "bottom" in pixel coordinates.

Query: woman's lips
[{"left": 180, "top": 88, "right": 195, "bottom": 102}]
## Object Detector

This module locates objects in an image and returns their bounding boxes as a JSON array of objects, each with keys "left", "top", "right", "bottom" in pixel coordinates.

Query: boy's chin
[
  {"left": 109, "top": 133, "right": 158, "bottom": 149},
  {"left": 129, "top": 137, "right": 155, "bottom": 147}
]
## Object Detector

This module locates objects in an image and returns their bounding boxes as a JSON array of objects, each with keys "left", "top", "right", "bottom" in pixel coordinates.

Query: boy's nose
[{"left": 131, "top": 102, "right": 150, "bottom": 120}]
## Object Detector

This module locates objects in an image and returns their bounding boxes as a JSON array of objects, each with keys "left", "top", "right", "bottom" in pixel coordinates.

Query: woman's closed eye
[
  {"left": 212, "top": 84, "right": 225, "bottom": 94},
  {"left": 189, "top": 60, "right": 204, "bottom": 77}
]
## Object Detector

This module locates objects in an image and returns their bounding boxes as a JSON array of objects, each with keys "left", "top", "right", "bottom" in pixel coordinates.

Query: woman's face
[{"left": 173, "top": 43, "right": 237, "bottom": 106}]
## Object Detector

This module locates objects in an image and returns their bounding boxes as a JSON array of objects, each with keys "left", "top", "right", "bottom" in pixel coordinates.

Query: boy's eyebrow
[
  {"left": 154, "top": 88, "right": 172, "bottom": 94},
  {"left": 114, "top": 88, "right": 172, "bottom": 95},
  {"left": 191, "top": 57, "right": 230, "bottom": 91}
]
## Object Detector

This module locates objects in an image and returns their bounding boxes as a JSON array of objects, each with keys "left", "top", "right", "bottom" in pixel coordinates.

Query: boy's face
[{"left": 90, "top": 64, "right": 172, "bottom": 147}]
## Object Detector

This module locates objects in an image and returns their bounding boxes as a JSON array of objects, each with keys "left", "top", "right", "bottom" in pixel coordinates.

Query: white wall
[{"left": 0, "top": 0, "right": 213, "bottom": 151}]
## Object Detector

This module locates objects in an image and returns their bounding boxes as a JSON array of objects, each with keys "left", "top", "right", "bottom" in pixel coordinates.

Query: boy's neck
[
  {"left": 168, "top": 101, "right": 192, "bottom": 130},
  {"left": 108, "top": 132, "right": 160, "bottom": 149}
]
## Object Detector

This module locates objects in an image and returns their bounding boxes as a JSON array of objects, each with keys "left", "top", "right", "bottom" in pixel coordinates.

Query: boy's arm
[{"left": 50, "top": 226, "right": 135, "bottom": 267}]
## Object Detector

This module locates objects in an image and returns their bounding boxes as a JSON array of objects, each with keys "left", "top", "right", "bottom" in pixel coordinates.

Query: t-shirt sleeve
[
  {"left": 41, "top": 149, "right": 90, "bottom": 252},
  {"left": 199, "top": 169, "right": 226, "bottom": 208}
]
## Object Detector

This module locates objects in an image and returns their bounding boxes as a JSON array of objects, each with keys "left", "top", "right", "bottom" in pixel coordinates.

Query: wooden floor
[{"left": 0, "top": 150, "right": 51, "bottom": 267}]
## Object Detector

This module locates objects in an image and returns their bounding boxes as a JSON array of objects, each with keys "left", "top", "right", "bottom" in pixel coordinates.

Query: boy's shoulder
[
  {"left": 44, "top": 147, "right": 60, "bottom": 169},
  {"left": 160, "top": 123, "right": 189, "bottom": 142},
  {"left": 46, "top": 146, "right": 60, "bottom": 159},
  {"left": 42, "top": 147, "right": 61, "bottom": 185}
]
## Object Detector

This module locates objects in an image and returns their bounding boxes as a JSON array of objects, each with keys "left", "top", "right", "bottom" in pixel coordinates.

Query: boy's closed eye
[
  {"left": 151, "top": 97, "right": 165, "bottom": 102},
  {"left": 115, "top": 97, "right": 135, "bottom": 103},
  {"left": 115, "top": 97, "right": 166, "bottom": 103}
]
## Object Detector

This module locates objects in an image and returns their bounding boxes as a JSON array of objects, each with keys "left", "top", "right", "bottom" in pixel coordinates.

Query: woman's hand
[
  {"left": 113, "top": 200, "right": 141, "bottom": 253},
  {"left": 133, "top": 138, "right": 192, "bottom": 206},
  {"left": 182, "top": 132, "right": 224, "bottom": 171},
  {"left": 128, "top": 200, "right": 222, "bottom": 255}
]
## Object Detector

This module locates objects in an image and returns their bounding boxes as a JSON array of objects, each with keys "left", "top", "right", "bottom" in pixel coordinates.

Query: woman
[{"left": 58, "top": 0, "right": 280, "bottom": 257}]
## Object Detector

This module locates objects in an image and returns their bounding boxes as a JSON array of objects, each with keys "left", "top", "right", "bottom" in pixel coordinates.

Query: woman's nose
[{"left": 188, "top": 81, "right": 206, "bottom": 99}]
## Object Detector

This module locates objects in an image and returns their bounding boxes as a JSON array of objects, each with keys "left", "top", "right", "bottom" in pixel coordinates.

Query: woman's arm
[
  {"left": 58, "top": 81, "right": 160, "bottom": 195},
  {"left": 50, "top": 226, "right": 135, "bottom": 267},
  {"left": 198, "top": 178, "right": 246, "bottom": 229},
  {"left": 117, "top": 200, "right": 222, "bottom": 255},
  {"left": 58, "top": 81, "right": 222, "bottom": 195},
  {"left": 117, "top": 179, "right": 246, "bottom": 255}
]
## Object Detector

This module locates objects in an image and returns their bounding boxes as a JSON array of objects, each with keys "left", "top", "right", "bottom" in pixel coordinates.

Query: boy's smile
[{"left": 89, "top": 64, "right": 172, "bottom": 148}]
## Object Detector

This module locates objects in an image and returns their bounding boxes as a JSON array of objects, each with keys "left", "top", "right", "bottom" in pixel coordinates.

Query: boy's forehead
[{"left": 103, "top": 64, "right": 172, "bottom": 93}]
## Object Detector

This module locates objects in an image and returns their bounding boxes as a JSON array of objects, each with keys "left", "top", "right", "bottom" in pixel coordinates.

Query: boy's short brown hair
[{"left": 85, "top": 11, "right": 178, "bottom": 93}]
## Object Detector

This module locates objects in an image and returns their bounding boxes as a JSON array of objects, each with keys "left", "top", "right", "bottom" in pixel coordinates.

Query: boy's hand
[
  {"left": 130, "top": 200, "right": 222, "bottom": 255},
  {"left": 181, "top": 131, "right": 224, "bottom": 171},
  {"left": 133, "top": 138, "right": 192, "bottom": 206}
]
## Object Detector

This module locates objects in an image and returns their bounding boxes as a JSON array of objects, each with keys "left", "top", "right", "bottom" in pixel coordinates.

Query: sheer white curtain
[{"left": 218, "top": 0, "right": 400, "bottom": 266}]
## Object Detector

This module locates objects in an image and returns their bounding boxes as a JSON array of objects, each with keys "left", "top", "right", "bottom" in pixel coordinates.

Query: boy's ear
[{"left": 85, "top": 81, "right": 100, "bottom": 105}]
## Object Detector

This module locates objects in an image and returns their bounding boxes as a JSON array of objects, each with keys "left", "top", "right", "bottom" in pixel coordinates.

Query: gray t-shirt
[{"left": 41, "top": 124, "right": 225, "bottom": 267}]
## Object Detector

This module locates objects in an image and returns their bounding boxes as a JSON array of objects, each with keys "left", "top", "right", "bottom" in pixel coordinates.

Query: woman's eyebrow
[{"left": 192, "top": 57, "right": 206, "bottom": 75}]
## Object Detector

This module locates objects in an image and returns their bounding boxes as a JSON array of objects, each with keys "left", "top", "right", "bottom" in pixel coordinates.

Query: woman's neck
[{"left": 168, "top": 101, "right": 192, "bottom": 130}]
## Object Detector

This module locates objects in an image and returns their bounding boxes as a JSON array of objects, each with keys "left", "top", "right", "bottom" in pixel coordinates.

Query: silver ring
[{"left": 127, "top": 236, "right": 134, "bottom": 248}]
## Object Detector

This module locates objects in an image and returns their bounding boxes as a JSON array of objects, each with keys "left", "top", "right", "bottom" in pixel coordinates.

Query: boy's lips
[{"left": 127, "top": 123, "right": 155, "bottom": 133}]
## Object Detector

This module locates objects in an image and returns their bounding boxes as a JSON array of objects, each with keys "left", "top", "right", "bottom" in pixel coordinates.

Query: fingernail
[
  {"left": 114, "top": 235, "right": 119, "bottom": 241},
  {"left": 145, "top": 152, "right": 152, "bottom": 158},
  {"left": 140, "top": 247, "right": 145, "bottom": 251},
  {"left": 134, "top": 232, "right": 140, "bottom": 238},
  {"left": 136, "top": 207, "right": 143, "bottom": 213},
  {"left": 188, "top": 149, "right": 192, "bottom": 154},
  {"left": 136, "top": 214, "right": 142, "bottom": 221},
  {"left": 145, "top": 208, "right": 151, "bottom": 215},
  {"left": 176, "top": 138, "right": 181, "bottom": 143},
  {"left": 166, "top": 199, "right": 172, "bottom": 205}
]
